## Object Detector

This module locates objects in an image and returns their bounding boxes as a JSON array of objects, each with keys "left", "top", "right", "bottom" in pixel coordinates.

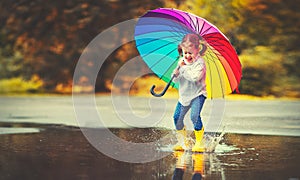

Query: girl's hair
[{"left": 178, "top": 34, "right": 207, "bottom": 56}]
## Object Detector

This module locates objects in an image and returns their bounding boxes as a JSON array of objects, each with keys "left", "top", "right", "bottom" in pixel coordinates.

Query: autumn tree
[{"left": 0, "top": 0, "right": 164, "bottom": 92}]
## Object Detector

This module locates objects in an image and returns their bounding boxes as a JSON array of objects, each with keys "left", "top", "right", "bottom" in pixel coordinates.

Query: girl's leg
[
  {"left": 173, "top": 102, "right": 190, "bottom": 130},
  {"left": 190, "top": 95, "right": 206, "bottom": 130}
]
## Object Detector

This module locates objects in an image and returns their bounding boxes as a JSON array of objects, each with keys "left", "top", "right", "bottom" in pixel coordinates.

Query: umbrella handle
[{"left": 150, "top": 76, "right": 175, "bottom": 97}]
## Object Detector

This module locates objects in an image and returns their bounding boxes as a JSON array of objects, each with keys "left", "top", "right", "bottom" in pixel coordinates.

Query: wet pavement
[{"left": 0, "top": 123, "right": 299, "bottom": 180}]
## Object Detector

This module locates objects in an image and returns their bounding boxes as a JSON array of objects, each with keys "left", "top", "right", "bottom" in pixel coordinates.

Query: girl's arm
[
  {"left": 172, "top": 58, "right": 185, "bottom": 82},
  {"left": 180, "top": 61, "right": 205, "bottom": 82}
]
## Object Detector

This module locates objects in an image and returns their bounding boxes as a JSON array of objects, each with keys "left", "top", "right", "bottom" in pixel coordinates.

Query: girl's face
[{"left": 181, "top": 43, "right": 199, "bottom": 65}]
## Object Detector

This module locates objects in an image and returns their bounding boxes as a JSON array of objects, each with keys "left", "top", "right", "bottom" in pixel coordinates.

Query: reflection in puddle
[
  {"left": 170, "top": 144, "right": 239, "bottom": 180},
  {"left": 172, "top": 152, "right": 205, "bottom": 179}
]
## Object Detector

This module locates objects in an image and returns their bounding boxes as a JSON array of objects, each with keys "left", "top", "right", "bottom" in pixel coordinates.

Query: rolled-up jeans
[{"left": 173, "top": 95, "right": 206, "bottom": 131}]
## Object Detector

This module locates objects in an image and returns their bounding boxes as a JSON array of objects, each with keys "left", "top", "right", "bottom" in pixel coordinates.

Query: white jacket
[{"left": 173, "top": 57, "right": 207, "bottom": 106}]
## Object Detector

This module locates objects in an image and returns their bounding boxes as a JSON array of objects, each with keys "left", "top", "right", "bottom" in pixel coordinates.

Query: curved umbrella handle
[{"left": 150, "top": 76, "right": 175, "bottom": 97}]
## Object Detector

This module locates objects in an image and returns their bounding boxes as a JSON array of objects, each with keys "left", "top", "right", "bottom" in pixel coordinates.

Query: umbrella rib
[
  {"left": 135, "top": 27, "right": 185, "bottom": 38},
  {"left": 210, "top": 42, "right": 240, "bottom": 89},
  {"left": 163, "top": 9, "right": 196, "bottom": 33},
  {"left": 199, "top": 21, "right": 205, "bottom": 35},
  {"left": 135, "top": 19, "right": 190, "bottom": 36},
  {"left": 206, "top": 36, "right": 238, "bottom": 65},
  {"left": 207, "top": 38, "right": 241, "bottom": 78},
  {"left": 185, "top": 12, "right": 198, "bottom": 32},
  {"left": 139, "top": 35, "right": 177, "bottom": 54},
  {"left": 195, "top": 17, "right": 200, "bottom": 33},
  {"left": 205, "top": 47, "right": 226, "bottom": 98},
  {"left": 162, "top": 9, "right": 190, "bottom": 28},
  {"left": 149, "top": 48, "right": 178, "bottom": 70},
  {"left": 201, "top": 26, "right": 213, "bottom": 35},
  {"left": 202, "top": 48, "right": 215, "bottom": 98},
  {"left": 136, "top": 34, "right": 182, "bottom": 48},
  {"left": 163, "top": 11, "right": 193, "bottom": 35},
  {"left": 159, "top": 56, "right": 180, "bottom": 78},
  {"left": 166, "top": 20, "right": 191, "bottom": 39},
  {"left": 146, "top": 10, "right": 193, "bottom": 35}
]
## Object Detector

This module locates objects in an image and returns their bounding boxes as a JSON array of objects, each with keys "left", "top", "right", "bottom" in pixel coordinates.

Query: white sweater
[{"left": 173, "top": 57, "right": 207, "bottom": 106}]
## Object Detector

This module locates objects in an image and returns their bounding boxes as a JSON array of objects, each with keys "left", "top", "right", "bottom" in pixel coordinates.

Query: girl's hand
[
  {"left": 173, "top": 58, "right": 185, "bottom": 77},
  {"left": 173, "top": 68, "right": 180, "bottom": 77},
  {"left": 178, "top": 59, "right": 186, "bottom": 67}
]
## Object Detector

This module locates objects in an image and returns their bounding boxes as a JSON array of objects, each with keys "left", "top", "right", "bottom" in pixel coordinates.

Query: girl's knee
[
  {"left": 173, "top": 113, "right": 179, "bottom": 120},
  {"left": 192, "top": 116, "right": 203, "bottom": 130}
]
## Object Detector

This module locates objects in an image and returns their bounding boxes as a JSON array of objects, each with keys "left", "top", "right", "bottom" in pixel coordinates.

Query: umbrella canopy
[{"left": 134, "top": 8, "right": 242, "bottom": 98}]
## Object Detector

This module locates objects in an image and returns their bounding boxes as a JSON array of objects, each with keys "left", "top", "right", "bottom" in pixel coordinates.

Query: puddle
[{"left": 0, "top": 124, "right": 299, "bottom": 179}]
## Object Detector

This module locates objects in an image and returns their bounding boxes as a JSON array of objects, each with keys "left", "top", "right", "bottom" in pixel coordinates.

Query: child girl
[{"left": 172, "top": 33, "right": 207, "bottom": 152}]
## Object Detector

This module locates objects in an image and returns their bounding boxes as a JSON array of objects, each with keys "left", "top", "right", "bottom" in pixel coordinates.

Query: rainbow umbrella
[{"left": 134, "top": 8, "right": 242, "bottom": 98}]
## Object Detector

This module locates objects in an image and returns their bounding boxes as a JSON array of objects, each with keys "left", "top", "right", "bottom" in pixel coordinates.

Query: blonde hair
[{"left": 178, "top": 34, "right": 207, "bottom": 56}]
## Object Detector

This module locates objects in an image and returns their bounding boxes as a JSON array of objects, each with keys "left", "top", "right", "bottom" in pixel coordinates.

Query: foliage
[
  {"left": 0, "top": 75, "right": 43, "bottom": 94},
  {"left": 0, "top": 47, "right": 23, "bottom": 78},
  {"left": 0, "top": 0, "right": 164, "bottom": 92},
  {"left": 239, "top": 46, "right": 287, "bottom": 96}
]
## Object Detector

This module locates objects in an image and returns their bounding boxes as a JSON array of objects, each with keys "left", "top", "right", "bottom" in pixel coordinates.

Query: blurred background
[{"left": 0, "top": 0, "right": 299, "bottom": 98}]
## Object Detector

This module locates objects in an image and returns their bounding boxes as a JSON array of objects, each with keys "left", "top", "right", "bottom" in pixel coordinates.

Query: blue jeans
[{"left": 173, "top": 95, "right": 206, "bottom": 131}]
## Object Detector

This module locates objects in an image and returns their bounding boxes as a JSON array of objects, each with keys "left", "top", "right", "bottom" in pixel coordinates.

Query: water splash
[
  {"left": 157, "top": 129, "right": 230, "bottom": 153},
  {"left": 204, "top": 130, "right": 226, "bottom": 153}
]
